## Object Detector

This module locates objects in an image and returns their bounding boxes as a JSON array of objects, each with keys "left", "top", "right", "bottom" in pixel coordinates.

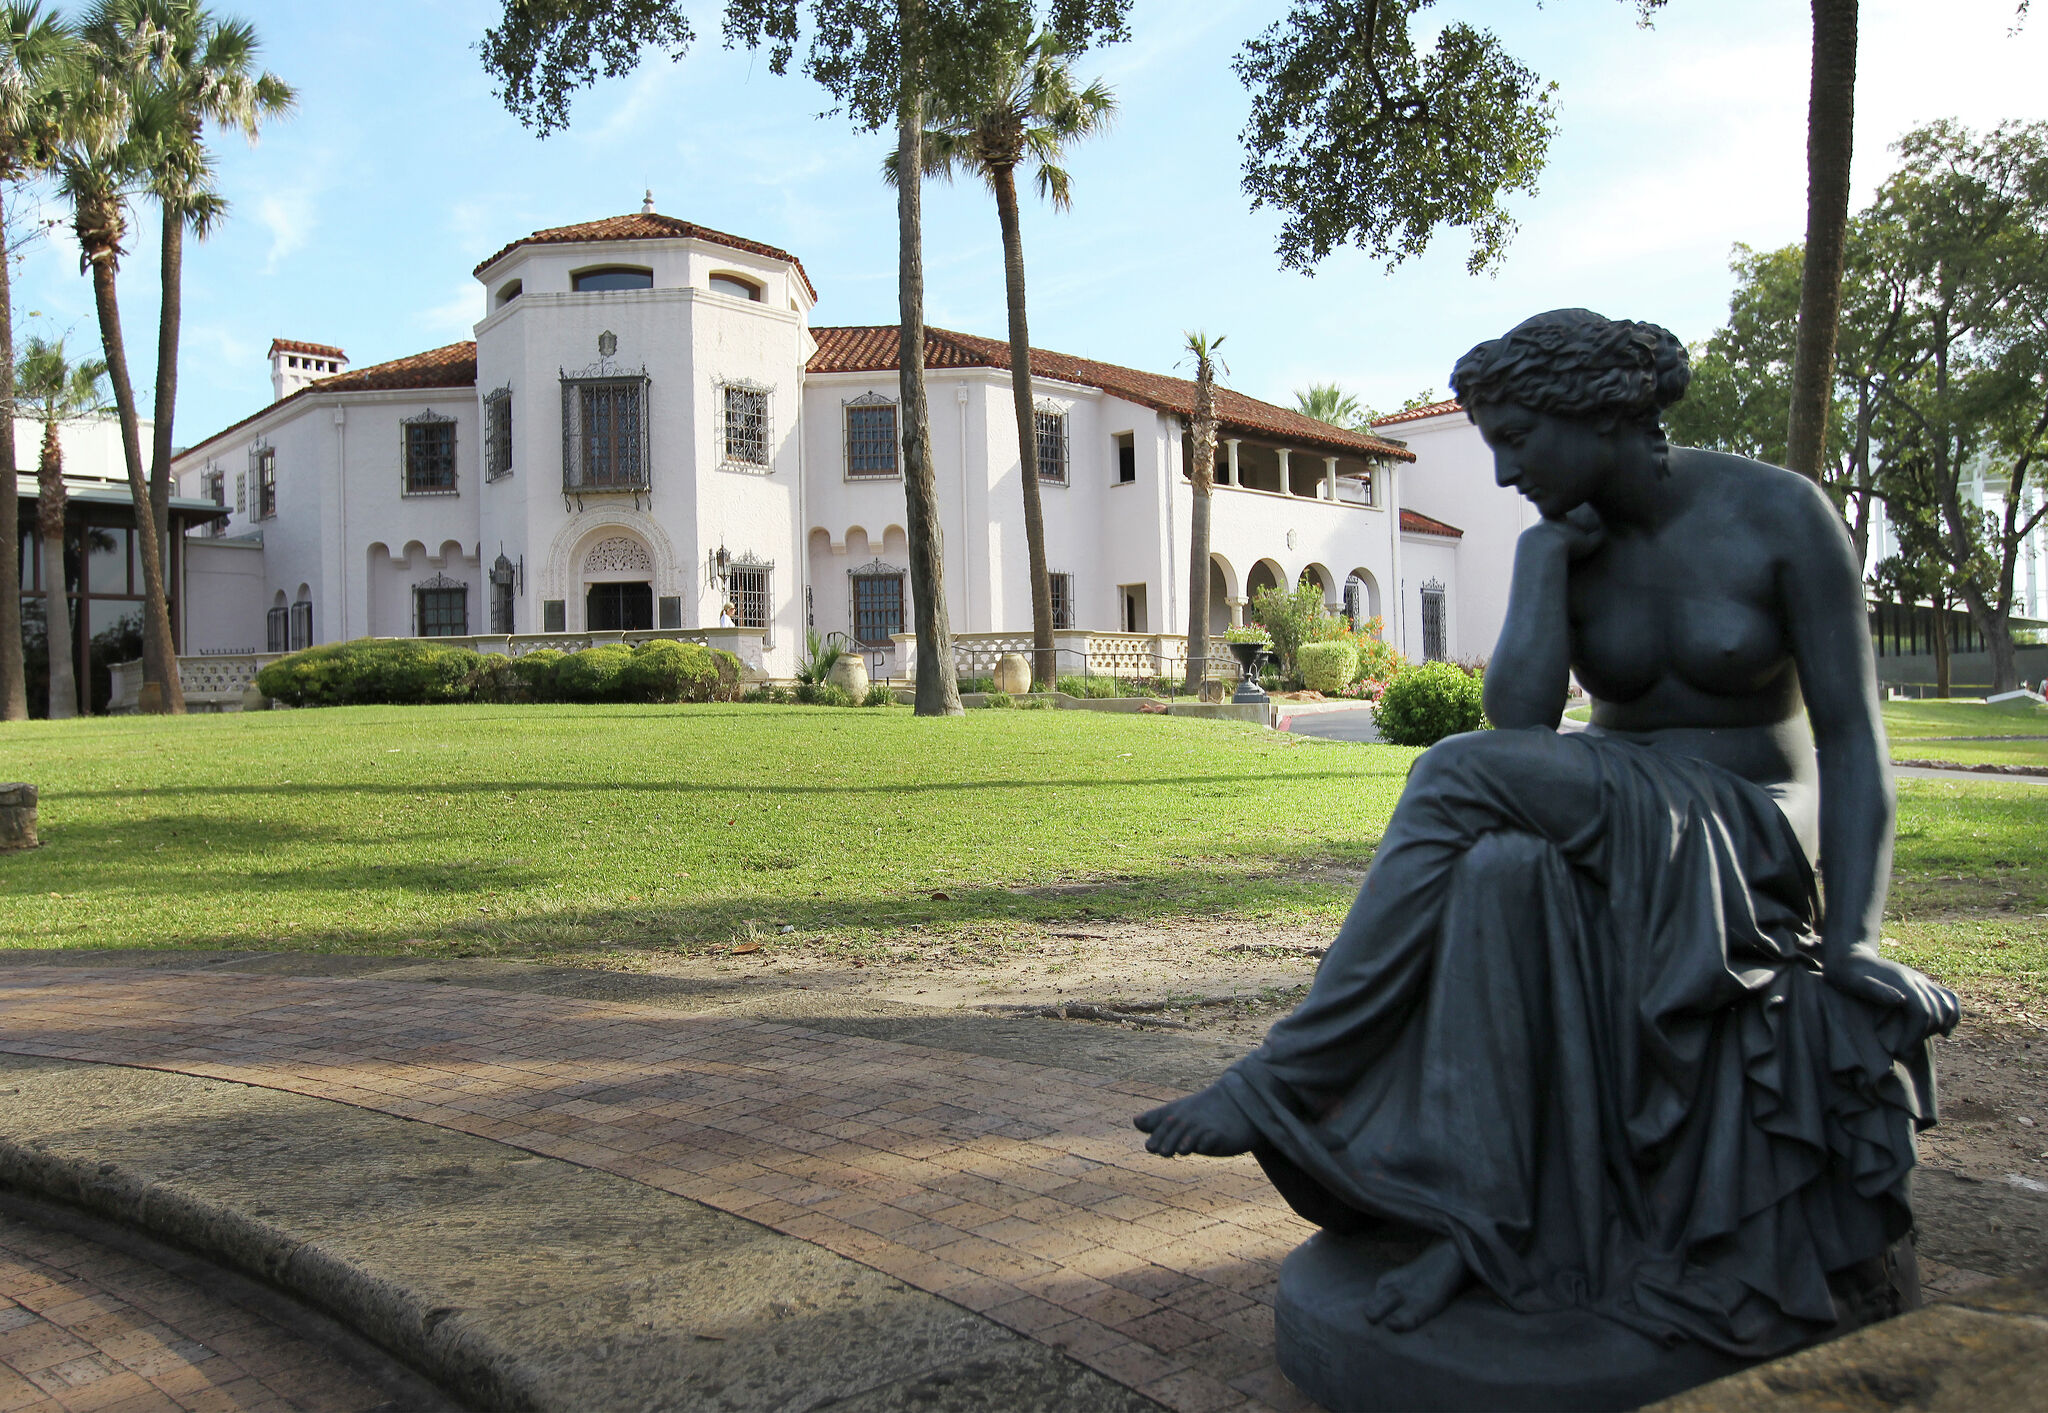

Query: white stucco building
[{"left": 171, "top": 207, "right": 1537, "bottom": 684}]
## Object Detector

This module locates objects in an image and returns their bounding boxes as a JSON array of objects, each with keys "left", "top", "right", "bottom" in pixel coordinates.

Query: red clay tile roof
[
  {"left": 268, "top": 338, "right": 347, "bottom": 361},
  {"left": 809, "top": 326, "right": 1415, "bottom": 462},
  {"left": 1372, "top": 398, "right": 1463, "bottom": 427},
  {"left": 181, "top": 342, "right": 477, "bottom": 462},
  {"left": 1400, "top": 508, "right": 1464, "bottom": 538},
  {"left": 473, "top": 212, "right": 818, "bottom": 301}
]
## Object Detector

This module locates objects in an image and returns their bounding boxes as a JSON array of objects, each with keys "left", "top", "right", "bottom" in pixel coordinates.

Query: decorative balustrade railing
[{"left": 888, "top": 631, "right": 1236, "bottom": 691}]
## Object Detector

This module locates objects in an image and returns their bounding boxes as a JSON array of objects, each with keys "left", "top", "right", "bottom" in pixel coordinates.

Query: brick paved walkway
[
  {"left": 0, "top": 1206, "right": 398, "bottom": 1413},
  {"left": 0, "top": 968, "right": 1313, "bottom": 1413}
]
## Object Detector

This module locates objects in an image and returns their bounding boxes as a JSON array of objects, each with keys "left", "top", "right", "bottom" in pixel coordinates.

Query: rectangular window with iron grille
[
  {"left": 845, "top": 396, "right": 897, "bottom": 477},
  {"left": 484, "top": 389, "right": 513, "bottom": 480},
  {"left": 562, "top": 377, "right": 650, "bottom": 491},
  {"left": 203, "top": 469, "right": 226, "bottom": 535},
  {"left": 265, "top": 605, "right": 288, "bottom": 652},
  {"left": 1421, "top": 580, "right": 1446, "bottom": 662},
  {"left": 722, "top": 383, "right": 771, "bottom": 469},
  {"left": 728, "top": 562, "right": 771, "bottom": 633},
  {"left": 256, "top": 448, "right": 277, "bottom": 519},
  {"left": 1048, "top": 571, "right": 1074, "bottom": 629},
  {"left": 852, "top": 567, "right": 904, "bottom": 646},
  {"left": 416, "top": 580, "right": 468, "bottom": 637},
  {"left": 1034, "top": 408, "right": 1068, "bottom": 486},
  {"left": 289, "top": 600, "right": 313, "bottom": 651},
  {"left": 403, "top": 415, "right": 458, "bottom": 495}
]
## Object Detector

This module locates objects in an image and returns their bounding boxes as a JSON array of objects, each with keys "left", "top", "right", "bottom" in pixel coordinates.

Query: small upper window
[
  {"left": 497, "top": 279, "right": 523, "bottom": 307},
  {"left": 403, "top": 414, "right": 458, "bottom": 495},
  {"left": 845, "top": 395, "right": 898, "bottom": 477},
  {"left": 709, "top": 274, "right": 762, "bottom": 301},
  {"left": 1034, "top": 408, "right": 1069, "bottom": 487},
  {"left": 572, "top": 266, "right": 653, "bottom": 293}
]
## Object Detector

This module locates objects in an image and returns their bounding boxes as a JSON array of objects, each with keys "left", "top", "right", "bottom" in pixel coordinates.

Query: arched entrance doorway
[{"left": 580, "top": 533, "right": 655, "bottom": 630}]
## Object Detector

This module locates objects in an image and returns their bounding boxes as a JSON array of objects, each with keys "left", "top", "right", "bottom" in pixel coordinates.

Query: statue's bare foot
[
  {"left": 1134, "top": 1083, "right": 1258, "bottom": 1157},
  {"left": 1359, "top": 1239, "right": 1470, "bottom": 1332}
]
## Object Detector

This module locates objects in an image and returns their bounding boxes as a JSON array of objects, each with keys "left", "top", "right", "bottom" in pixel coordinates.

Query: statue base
[{"left": 1274, "top": 1232, "right": 1757, "bottom": 1412}]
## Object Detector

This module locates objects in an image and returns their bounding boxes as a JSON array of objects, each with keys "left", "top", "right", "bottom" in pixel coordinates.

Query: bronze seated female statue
[{"left": 1135, "top": 309, "right": 1958, "bottom": 1411}]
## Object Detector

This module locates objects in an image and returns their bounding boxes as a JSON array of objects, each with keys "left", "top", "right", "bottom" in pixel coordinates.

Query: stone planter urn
[
  {"left": 993, "top": 652, "right": 1031, "bottom": 696},
  {"left": 827, "top": 652, "right": 870, "bottom": 700},
  {"left": 1226, "top": 642, "right": 1270, "bottom": 704}
]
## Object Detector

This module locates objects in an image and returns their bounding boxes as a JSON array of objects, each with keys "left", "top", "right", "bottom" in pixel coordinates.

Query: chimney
[
  {"left": 642, "top": 189, "right": 655, "bottom": 214},
  {"left": 268, "top": 339, "right": 348, "bottom": 403}
]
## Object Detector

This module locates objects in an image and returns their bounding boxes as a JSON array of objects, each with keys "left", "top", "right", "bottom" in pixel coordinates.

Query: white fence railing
[{"left": 892, "top": 631, "right": 1234, "bottom": 683}]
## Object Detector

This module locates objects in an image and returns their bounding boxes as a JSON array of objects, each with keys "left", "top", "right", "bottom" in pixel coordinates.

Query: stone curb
[{"left": 0, "top": 1131, "right": 529, "bottom": 1411}]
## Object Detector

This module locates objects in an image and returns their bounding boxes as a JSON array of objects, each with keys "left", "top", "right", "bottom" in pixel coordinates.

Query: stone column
[
  {"left": 1323, "top": 455, "right": 1339, "bottom": 501},
  {"left": 1227, "top": 596, "right": 1247, "bottom": 628},
  {"left": 0, "top": 783, "right": 37, "bottom": 851},
  {"left": 1276, "top": 447, "right": 1293, "bottom": 495},
  {"left": 1223, "top": 438, "right": 1240, "bottom": 487}
]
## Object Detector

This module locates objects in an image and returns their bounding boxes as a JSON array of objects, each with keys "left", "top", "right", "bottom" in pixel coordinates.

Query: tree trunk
[
  {"left": 993, "top": 166, "right": 1055, "bottom": 691},
  {"left": 1184, "top": 482, "right": 1212, "bottom": 694},
  {"left": 37, "top": 421, "right": 75, "bottom": 720},
  {"left": 896, "top": 76, "right": 962, "bottom": 717},
  {"left": 1932, "top": 597, "right": 1951, "bottom": 698},
  {"left": 0, "top": 182, "right": 26, "bottom": 722},
  {"left": 87, "top": 244, "right": 183, "bottom": 713},
  {"left": 1784, "top": 0, "right": 1858, "bottom": 482},
  {"left": 149, "top": 209, "right": 182, "bottom": 616}
]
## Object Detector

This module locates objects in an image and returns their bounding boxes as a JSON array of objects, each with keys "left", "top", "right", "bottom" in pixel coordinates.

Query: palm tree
[
  {"left": 893, "top": 28, "right": 1114, "bottom": 691},
  {"left": 0, "top": 3, "right": 73, "bottom": 723},
  {"left": 17, "top": 335, "right": 109, "bottom": 718},
  {"left": 83, "top": 2, "right": 291, "bottom": 573},
  {"left": 1784, "top": 0, "right": 1857, "bottom": 483},
  {"left": 1294, "top": 382, "right": 1363, "bottom": 430},
  {"left": 53, "top": 67, "right": 186, "bottom": 710},
  {"left": 1182, "top": 332, "right": 1224, "bottom": 695}
]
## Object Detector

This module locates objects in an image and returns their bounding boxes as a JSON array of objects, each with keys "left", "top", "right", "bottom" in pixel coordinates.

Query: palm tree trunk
[
  {"left": 37, "top": 420, "right": 76, "bottom": 719},
  {"left": 1785, "top": 0, "right": 1857, "bottom": 482},
  {"left": 87, "top": 244, "right": 183, "bottom": 712},
  {"left": 1184, "top": 482, "right": 1212, "bottom": 694},
  {"left": 895, "top": 46, "right": 962, "bottom": 718},
  {"left": 150, "top": 209, "right": 182, "bottom": 595},
  {"left": 992, "top": 165, "right": 1055, "bottom": 690},
  {"left": 0, "top": 182, "right": 27, "bottom": 722}
]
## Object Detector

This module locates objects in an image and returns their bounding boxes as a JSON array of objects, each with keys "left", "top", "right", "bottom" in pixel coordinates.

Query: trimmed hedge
[
  {"left": 1298, "top": 641, "right": 1358, "bottom": 694},
  {"left": 255, "top": 638, "right": 744, "bottom": 709},
  {"left": 1372, "top": 660, "right": 1488, "bottom": 747},
  {"left": 254, "top": 639, "right": 482, "bottom": 707}
]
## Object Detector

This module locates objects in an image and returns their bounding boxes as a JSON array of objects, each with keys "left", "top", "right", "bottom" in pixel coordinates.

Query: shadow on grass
[{"left": 40, "top": 767, "right": 1382, "bottom": 803}]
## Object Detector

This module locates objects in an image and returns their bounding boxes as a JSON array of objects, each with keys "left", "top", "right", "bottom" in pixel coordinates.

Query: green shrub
[
  {"left": 510, "top": 648, "right": 565, "bottom": 701},
  {"left": 254, "top": 639, "right": 482, "bottom": 707},
  {"left": 1054, "top": 674, "right": 1127, "bottom": 699},
  {"left": 555, "top": 644, "right": 636, "bottom": 702},
  {"left": 1372, "top": 661, "right": 1488, "bottom": 746},
  {"left": 958, "top": 674, "right": 997, "bottom": 694},
  {"left": 743, "top": 684, "right": 794, "bottom": 704},
  {"left": 1249, "top": 582, "right": 1326, "bottom": 675},
  {"left": 1015, "top": 696, "right": 1054, "bottom": 710},
  {"left": 1298, "top": 641, "right": 1358, "bottom": 694},
  {"left": 795, "top": 628, "right": 846, "bottom": 686},
  {"left": 861, "top": 683, "right": 896, "bottom": 707},
  {"left": 621, "top": 640, "right": 717, "bottom": 702},
  {"left": 464, "top": 654, "right": 526, "bottom": 704},
  {"left": 981, "top": 690, "right": 1014, "bottom": 709},
  {"left": 795, "top": 681, "right": 856, "bottom": 707}
]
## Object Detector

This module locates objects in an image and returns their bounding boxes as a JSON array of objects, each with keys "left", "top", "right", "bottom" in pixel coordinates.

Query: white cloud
[
  {"left": 418, "top": 282, "right": 482, "bottom": 339},
  {"left": 256, "top": 190, "right": 316, "bottom": 273}
]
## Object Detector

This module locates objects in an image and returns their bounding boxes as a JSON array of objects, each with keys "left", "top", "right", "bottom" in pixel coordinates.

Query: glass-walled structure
[{"left": 14, "top": 475, "right": 226, "bottom": 715}]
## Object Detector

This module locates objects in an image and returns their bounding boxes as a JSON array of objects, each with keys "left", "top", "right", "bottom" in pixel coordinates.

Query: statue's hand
[
  {"left": 1827, "top": 947, "right": 1961, "bottom": 1039},
  {"left": 1529, "top": 503, "right": 1607, "bottom": 561}
]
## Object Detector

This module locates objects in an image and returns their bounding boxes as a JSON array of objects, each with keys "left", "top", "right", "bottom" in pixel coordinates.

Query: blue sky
[{"left": 13, "top": 0, "right": 2048, "bottom": 446}]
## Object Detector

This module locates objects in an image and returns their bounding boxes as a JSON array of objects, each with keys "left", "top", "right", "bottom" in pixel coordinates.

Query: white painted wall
[{"left": 182, "top": 539, "right": 268, "bottom": 653}]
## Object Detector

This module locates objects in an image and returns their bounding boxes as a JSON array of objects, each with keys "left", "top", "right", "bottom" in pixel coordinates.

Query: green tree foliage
[
  {"left": 1372, "top": 659, "right": 1485, "bottom": 746},
  {"left": 1293, "top": 382, "right": 1363, "bottom": 429},
  {"left": 15, "top": 335, "right": 109, "bottom": 719},
  {"left": 1234, "top": 0, "right": 1558, "bottom": 274}
]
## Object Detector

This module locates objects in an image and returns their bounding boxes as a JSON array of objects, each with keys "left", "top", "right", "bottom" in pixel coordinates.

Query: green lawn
[
  {"left": 1563, "top": 698, "right": 2048, "bottom": 768},
  {"left": 0, "top": 705, "right": 1417, "bottom": 958},
  {"left": 3, "top": 705, "right": 2039, "bottom": 1000}
]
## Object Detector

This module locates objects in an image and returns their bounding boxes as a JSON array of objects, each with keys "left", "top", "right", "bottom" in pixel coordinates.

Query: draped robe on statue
[{"left": 1220, "top": 725, "right": 1936, "bottom": 1360}]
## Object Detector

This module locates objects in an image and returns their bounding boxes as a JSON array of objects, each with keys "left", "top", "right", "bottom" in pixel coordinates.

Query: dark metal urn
[{"left": 1226, "top": 642, "right": 1269, "bottom": 705}]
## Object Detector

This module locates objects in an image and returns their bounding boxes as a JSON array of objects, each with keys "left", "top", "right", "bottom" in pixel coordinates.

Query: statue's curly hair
[{"left": 1450, "top": 309, "right": 1690, "bottom": 423}]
